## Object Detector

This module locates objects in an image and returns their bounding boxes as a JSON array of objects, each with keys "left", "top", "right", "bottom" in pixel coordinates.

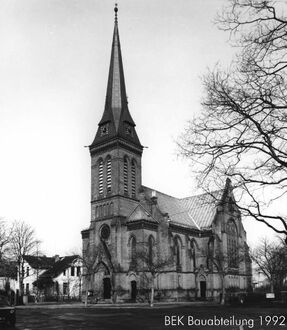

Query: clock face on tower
[
  {"left": 100, "top": 123, "right": 109, "bottom": 136},
  {"left": 125, "top": 123, "right": 133, "bottom": 136}
]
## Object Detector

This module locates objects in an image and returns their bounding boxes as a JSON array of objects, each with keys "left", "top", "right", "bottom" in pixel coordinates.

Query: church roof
[
  {"left": 141, "top": 186, "right": 224, "bottom": 230},
  {"left": 90, "top": 5, "right": 142, "bottom": 150}
]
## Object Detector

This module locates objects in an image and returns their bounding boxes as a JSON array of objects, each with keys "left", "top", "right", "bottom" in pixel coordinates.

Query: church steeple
[{"left": 90, "top": 4, "right": 142, "bottom": 152}]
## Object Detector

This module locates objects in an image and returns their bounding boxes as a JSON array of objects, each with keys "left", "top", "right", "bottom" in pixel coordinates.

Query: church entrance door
[
  {"left": 131, "top": 281, "right": 137, "bottom": 301},
  {"left": 200, "top": 281, "right": 206, "bottom": 299},
  {"left": 103, "top": 278, "right": 111, "bottom": 299}
]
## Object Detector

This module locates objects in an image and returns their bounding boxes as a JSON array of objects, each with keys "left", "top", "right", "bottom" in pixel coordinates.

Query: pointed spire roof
[{"left": 90, "top": 5, "right": 142, "bottom": 151}]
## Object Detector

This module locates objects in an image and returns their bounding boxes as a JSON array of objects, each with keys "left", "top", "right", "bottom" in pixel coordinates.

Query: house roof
[
  {"left": 34, "top": 255, "right": 79, "bottom": 287},
  {"left": 23, "top": 255, "right": 55, "bottom": 270},
  {"left": 141, "top": 186, "right": 224, "bottom": 230}
]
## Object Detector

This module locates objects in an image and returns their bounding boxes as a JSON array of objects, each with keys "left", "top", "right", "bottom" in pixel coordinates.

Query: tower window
[
  {"left": 99, "top": 160, "right": 104, "bottom": 195},
  {"left": 124, "top": 158, "right": 128, "bottom": 195},
  {"left": 131, "top": 161, "right": 136, "bottom": 197},
  {"left": 106, "top": 157, "right": 112, "bottom": 193}
]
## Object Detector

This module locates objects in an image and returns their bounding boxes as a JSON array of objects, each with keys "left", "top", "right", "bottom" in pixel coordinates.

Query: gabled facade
[
  {"left": 81, "top": 6, "right": 252, "bottom": 302},
  {"left": 20, "top": 255, "right": 82, "bottom": 301}
]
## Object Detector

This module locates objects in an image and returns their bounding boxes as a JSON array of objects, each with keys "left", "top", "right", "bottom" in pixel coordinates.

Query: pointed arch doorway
[
  {"left": 131, "top": 280, "right": 137, "bottom": 301},
  {"left": 103, "top": 277, "right": 111, "bottom": 299}
]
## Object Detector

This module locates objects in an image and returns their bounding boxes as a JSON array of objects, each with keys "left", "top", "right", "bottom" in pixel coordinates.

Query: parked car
[{"left": 0, "top": 295, "right": 16, "bottom": 327}]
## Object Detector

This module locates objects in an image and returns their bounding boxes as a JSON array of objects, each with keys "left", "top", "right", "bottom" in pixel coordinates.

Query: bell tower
[{"left": 89, "top": 5, "right": 143, "bottom": 222}]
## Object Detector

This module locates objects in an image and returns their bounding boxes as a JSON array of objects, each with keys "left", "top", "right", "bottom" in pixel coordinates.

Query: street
[{"left": 4, "top": 303, "right": 287, "bottom": 330}]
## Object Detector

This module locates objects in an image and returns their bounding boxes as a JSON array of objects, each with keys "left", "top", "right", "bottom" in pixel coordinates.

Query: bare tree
[
  {"left": 133, "top": 242, "right": 173, "bottom": 307},
  {"left": 251, "top": 238, "right": 287, "bottom": 293},
  {"left": 204, "top": 236, "right": 248, "bottom": 305},
  {"left": 10, "top": 220, "right": 39, "bottom": 298},
  {"left": 0, "top": 219, "right": 11, "bottom": 261},
  {"left": 178, "top": 0, "right": 287, "bottom": 240}
]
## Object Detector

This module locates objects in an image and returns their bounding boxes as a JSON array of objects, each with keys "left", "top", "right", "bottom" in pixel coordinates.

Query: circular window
[{"left": 100, "top": 224, "right": 110, "bottom": 240}]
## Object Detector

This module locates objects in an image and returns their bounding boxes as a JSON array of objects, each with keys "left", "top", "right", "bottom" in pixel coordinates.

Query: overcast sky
[{"left": 0, "top": 0, "right": 279, "bottom": 256}]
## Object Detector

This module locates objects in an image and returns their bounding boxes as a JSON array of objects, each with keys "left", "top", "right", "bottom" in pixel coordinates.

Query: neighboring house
[
  {"left": 0, "top": 261, "right": 17, "bottom": 294},
  {"left": 21, "top": 255, "right": 82, "bottom": 300},
  {"left": 21, "top": 255, "right": 55, "bottom": 296},
  {"left": 81, "top": 7, "right": 252, "bottom": 302}
]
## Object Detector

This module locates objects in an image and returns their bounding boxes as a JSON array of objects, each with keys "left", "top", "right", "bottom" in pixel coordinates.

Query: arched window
[
  {"left": 228, "top": 197, "right": 235, "bottom": 213},
  {"left": 98, "top": 159, "right": 104, "bottom": 195},
  {"left": 207, "top": 238, "right": 214, "bottom": 269},
  {"left": 174, "top": 237, "right": 181, "bottom": 270},
  {"left": 124, "top": 157, "right": 128, "bottom": 195},
  {"left": 109, "top": 202, "right": 114, "bottom": 215},
  {"left": 148, "top": 236, "right": 154, "bottom": 265},
  {"left": 131, "top": 160, "right": 136, "bottom": 198},
  {"left": 190, "top": 240, "right": 196, "bottom": 270},
  {"left": 130, "top": 236, "right": 136, "bottom": 262},
  {"left": 106, "top": 156, "right": 112, "bottom": 193},
  {"left": 227, "top": 220, "right": 238, "bottom": 268}
]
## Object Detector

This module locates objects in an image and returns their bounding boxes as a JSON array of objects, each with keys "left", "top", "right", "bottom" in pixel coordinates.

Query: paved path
[{"left": 8, "top": 304, "right": 287, "bottom": 330}]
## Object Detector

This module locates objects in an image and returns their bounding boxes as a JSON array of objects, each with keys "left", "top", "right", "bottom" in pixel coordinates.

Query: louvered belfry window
[
  {"left": 98, "top": 160, "right": 104, "bottom": 195},
  {"left": 106, "top": 157, "right": 112, "bottom": 193},
  {"left": 131, "top": 161, "right": 136, "bottom": 197},
  {"left": 124, "top": 158, "right": 128, "bottom": 195}
]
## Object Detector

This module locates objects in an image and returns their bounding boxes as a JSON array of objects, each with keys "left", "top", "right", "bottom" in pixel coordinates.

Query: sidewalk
[{"left": 16, "top": 300, "right": 218, "bottom": 309}]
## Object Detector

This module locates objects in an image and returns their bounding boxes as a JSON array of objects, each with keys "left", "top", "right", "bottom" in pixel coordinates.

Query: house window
[
  {"left": 71, "top": 266, "right": 75, "bottom": 276},
  {"left": 227, "top": 220, "right": 239, "bottom": 268},
  {"left": 99, "top": 159, "right": 104, "bottom": 195},
  {"left": 63, "top": 269, "right": 66, "bottom": 276},
  {"left": 124, "top": 157, "right": 128, "bottom": 195},
  {"left": 26, "top": 267, "right": 30, "bottom": 277},
  {"left": 131, "top": 161, "right": 136, "bottom": 197},
  {"left": 26, "top": 283, "right": 29, "bottom": 294},
  {"left": 77, "top": 267, "right": 81, "bottom": 277},
  {"left": 63, "top": 282, "right": 69, "bottom": 295},
  {"left": 106, "top": 157, "right": 112, "bottom": 193}
]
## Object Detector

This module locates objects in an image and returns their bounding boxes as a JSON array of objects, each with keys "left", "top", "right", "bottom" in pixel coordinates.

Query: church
[{"left": 81, "top": 6, "right": 252, "bottom": 303}]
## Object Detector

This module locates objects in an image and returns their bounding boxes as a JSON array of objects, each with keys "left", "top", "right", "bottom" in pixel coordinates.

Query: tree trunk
[
  {"left": 111, "top": 272, "right": 117, "bottom": 304},
  {"left": 150, "top": 278, "right": 155, "bottom": 307},
  {"left": 220, "top": 275, "right": 226, "bottom": 305},
  {"left": 84, "top": 290, "right": 88, "bottom": 307},
  {"left": 270, "top": 281, "right": 274, "bottom": 293}
]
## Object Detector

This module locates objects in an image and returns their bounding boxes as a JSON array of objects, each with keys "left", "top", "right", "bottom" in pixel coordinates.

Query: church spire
[{"left": 90, "top": 4, "right": 142, "bottom": 151}]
